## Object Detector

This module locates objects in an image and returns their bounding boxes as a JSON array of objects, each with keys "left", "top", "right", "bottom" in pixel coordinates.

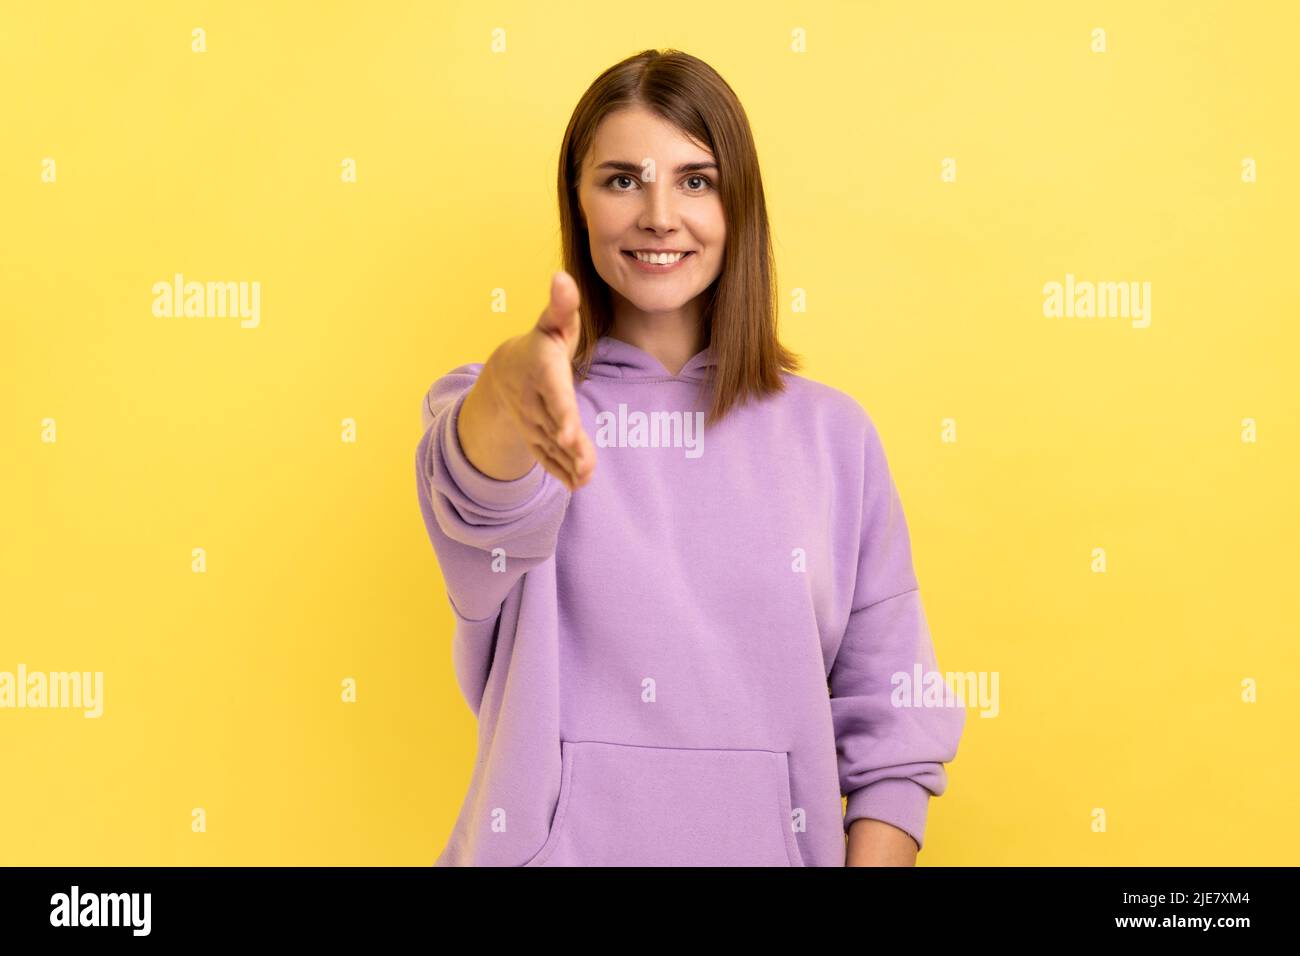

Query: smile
[{"left": 622, "top": 250, "right": 694, "bottom": 272}]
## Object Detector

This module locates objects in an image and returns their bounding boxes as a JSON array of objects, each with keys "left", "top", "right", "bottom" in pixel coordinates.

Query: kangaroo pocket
[{"left": 523, "top": 740, "right": 805, "bottom": 866}]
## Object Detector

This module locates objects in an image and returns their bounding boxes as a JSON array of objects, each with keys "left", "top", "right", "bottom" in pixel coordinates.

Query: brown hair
[{"left": 557, "top": 48, "right": 801, "bottom": 426}]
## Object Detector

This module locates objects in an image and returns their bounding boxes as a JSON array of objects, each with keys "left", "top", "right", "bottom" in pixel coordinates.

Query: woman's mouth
[{"left": 622, "top": 250, "right": 694, "bottom": 273}]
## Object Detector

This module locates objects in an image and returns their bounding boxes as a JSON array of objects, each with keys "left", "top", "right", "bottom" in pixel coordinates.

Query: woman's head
[
  {"left": 558, "top": 48, "right": 800, "bottom": 424},
  {"left": 576, "top": 105, "right": 726, "bottom": 335}
]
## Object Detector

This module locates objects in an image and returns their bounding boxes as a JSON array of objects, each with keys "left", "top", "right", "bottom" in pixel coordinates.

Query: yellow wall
[{"left": 2, "top": 1, "right": 1296, "bottom": 865}]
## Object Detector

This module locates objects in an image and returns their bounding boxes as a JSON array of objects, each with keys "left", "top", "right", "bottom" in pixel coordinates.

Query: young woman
[{"left": 416, "top": 49, "right": 965, "bottom": 867}]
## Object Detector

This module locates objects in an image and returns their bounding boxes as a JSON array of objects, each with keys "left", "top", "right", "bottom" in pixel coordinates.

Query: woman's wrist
[{"left": 845, "top": 818, "right": 920, "bottom": 867}]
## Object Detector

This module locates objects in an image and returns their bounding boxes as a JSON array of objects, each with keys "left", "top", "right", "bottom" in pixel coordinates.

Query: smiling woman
[
  {"left": 417, "top": 48, "right": 964, "bottom": 867},
  {"left": 557, "top": 53, "right": 800, "bottom": 420}
]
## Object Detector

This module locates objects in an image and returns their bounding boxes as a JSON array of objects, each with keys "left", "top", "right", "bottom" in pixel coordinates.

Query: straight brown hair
[{"left": 557, "top": 48, "right": 801, "bottom": 427}]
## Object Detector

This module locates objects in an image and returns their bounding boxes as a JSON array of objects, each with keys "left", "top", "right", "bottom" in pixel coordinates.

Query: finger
[
  {"left": 569, "top": 430, "right": 597, "bottom": 485},
  {"left": 538, "top": 431, "right": 577, "bottom": 483},
  {"left": 521, "top": 421, "right": 578, "bottom": 484},
  {"left": 537, "top": 371, "right": 580, "bottom": 447},
  {"left": 536, "top": 271, "right": 582, "bottom": 356},
  {"left": 530, "top": 439, "right": 576, "bottom": 491}
]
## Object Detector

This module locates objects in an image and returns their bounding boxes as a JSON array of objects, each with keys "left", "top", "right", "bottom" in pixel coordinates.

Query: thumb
[{"left": 537, "top": 270, "right": 582, "bottom": 357}]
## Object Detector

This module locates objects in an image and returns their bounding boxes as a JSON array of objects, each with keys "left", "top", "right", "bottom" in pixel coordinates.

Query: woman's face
[{"left": 577, "top": 106, "right": 726, "bottom": 321}]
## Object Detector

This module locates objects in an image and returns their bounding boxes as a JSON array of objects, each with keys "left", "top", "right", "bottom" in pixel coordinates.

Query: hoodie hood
[{"left": 585, "top": 334, "right": 716, "bottom": 382}]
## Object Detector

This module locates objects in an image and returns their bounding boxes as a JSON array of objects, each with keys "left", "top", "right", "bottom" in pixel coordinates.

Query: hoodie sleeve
[
  {"left": 829, "top": 410, "right": 965, "bottom": 852},
  {"left": 415, "top": 364, "right": 572, "bottom": 626}
]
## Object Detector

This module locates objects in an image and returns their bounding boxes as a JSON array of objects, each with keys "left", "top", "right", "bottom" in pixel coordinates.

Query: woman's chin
[{"left": 614, "top": 288, "right": 700, "bottom": 313}]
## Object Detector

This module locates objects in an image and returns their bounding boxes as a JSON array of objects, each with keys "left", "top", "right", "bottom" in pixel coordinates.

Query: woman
[{"left": 416, "top": 48, "right": 965, "bottom": 866}]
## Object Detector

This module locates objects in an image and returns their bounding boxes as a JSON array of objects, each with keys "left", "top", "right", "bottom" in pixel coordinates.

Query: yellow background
[{"left": 2, "top": 0, "right": 1296, "bottom": 865}]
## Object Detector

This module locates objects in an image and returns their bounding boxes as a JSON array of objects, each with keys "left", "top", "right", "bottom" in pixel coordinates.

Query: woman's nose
[{"left": 639, "top": 182, "right": 680, "bottom": 231}]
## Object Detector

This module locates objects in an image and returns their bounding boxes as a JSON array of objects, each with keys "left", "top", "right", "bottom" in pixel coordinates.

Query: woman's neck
[{"left": 609, "top": 300, "right": 708, "bottom": 377}]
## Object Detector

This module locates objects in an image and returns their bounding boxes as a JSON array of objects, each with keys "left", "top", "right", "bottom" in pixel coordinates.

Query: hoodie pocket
[{"left": 522, "top": 739, "right": 805, "bottom": 867}]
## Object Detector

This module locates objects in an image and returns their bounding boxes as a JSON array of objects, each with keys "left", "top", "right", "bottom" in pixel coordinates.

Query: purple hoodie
[{"left": 416, "top": 334, "right": 965, "bottom": 866}]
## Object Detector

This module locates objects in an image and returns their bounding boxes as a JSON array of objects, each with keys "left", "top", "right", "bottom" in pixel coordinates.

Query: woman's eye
[{"left": 604, "top": 174, "right": 715, "bottom": 192}]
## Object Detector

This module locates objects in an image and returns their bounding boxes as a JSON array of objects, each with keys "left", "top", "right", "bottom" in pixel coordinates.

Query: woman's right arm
[
  {"left": 415, "top": 271, "right": 595, "bottom": 626},
  {"left": 457, "top": 270, "right": 595, "bottom": 492}
]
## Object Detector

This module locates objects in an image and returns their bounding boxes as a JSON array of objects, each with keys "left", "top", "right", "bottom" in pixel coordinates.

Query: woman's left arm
[{"left": 830, "top": 409, "right": 966, "bottom": 864}]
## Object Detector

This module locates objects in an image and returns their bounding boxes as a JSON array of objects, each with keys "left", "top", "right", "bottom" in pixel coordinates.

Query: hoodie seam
[
  {"left": 850, "top": 586, "right": 919, "bottom": 616},
  {"left": 582, "top": 373, "right": 710, "bottom": 384}
]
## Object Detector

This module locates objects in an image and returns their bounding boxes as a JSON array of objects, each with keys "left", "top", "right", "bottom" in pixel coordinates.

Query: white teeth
[{"left": 631, "top": 251, "right": 687, "bottom": 264}]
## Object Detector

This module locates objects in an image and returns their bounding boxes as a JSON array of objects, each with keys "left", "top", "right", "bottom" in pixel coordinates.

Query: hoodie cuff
[
  {"left": 843, "top": 778, "right": 931, "bottom": 852},
  {"left": 439, "top": 387, "right": 545, "bottom": 509}
]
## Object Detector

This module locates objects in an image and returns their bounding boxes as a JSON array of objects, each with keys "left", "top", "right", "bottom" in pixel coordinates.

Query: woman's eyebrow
[{"left": 595, "top": 160, "right": 719, "bottom": 174}]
